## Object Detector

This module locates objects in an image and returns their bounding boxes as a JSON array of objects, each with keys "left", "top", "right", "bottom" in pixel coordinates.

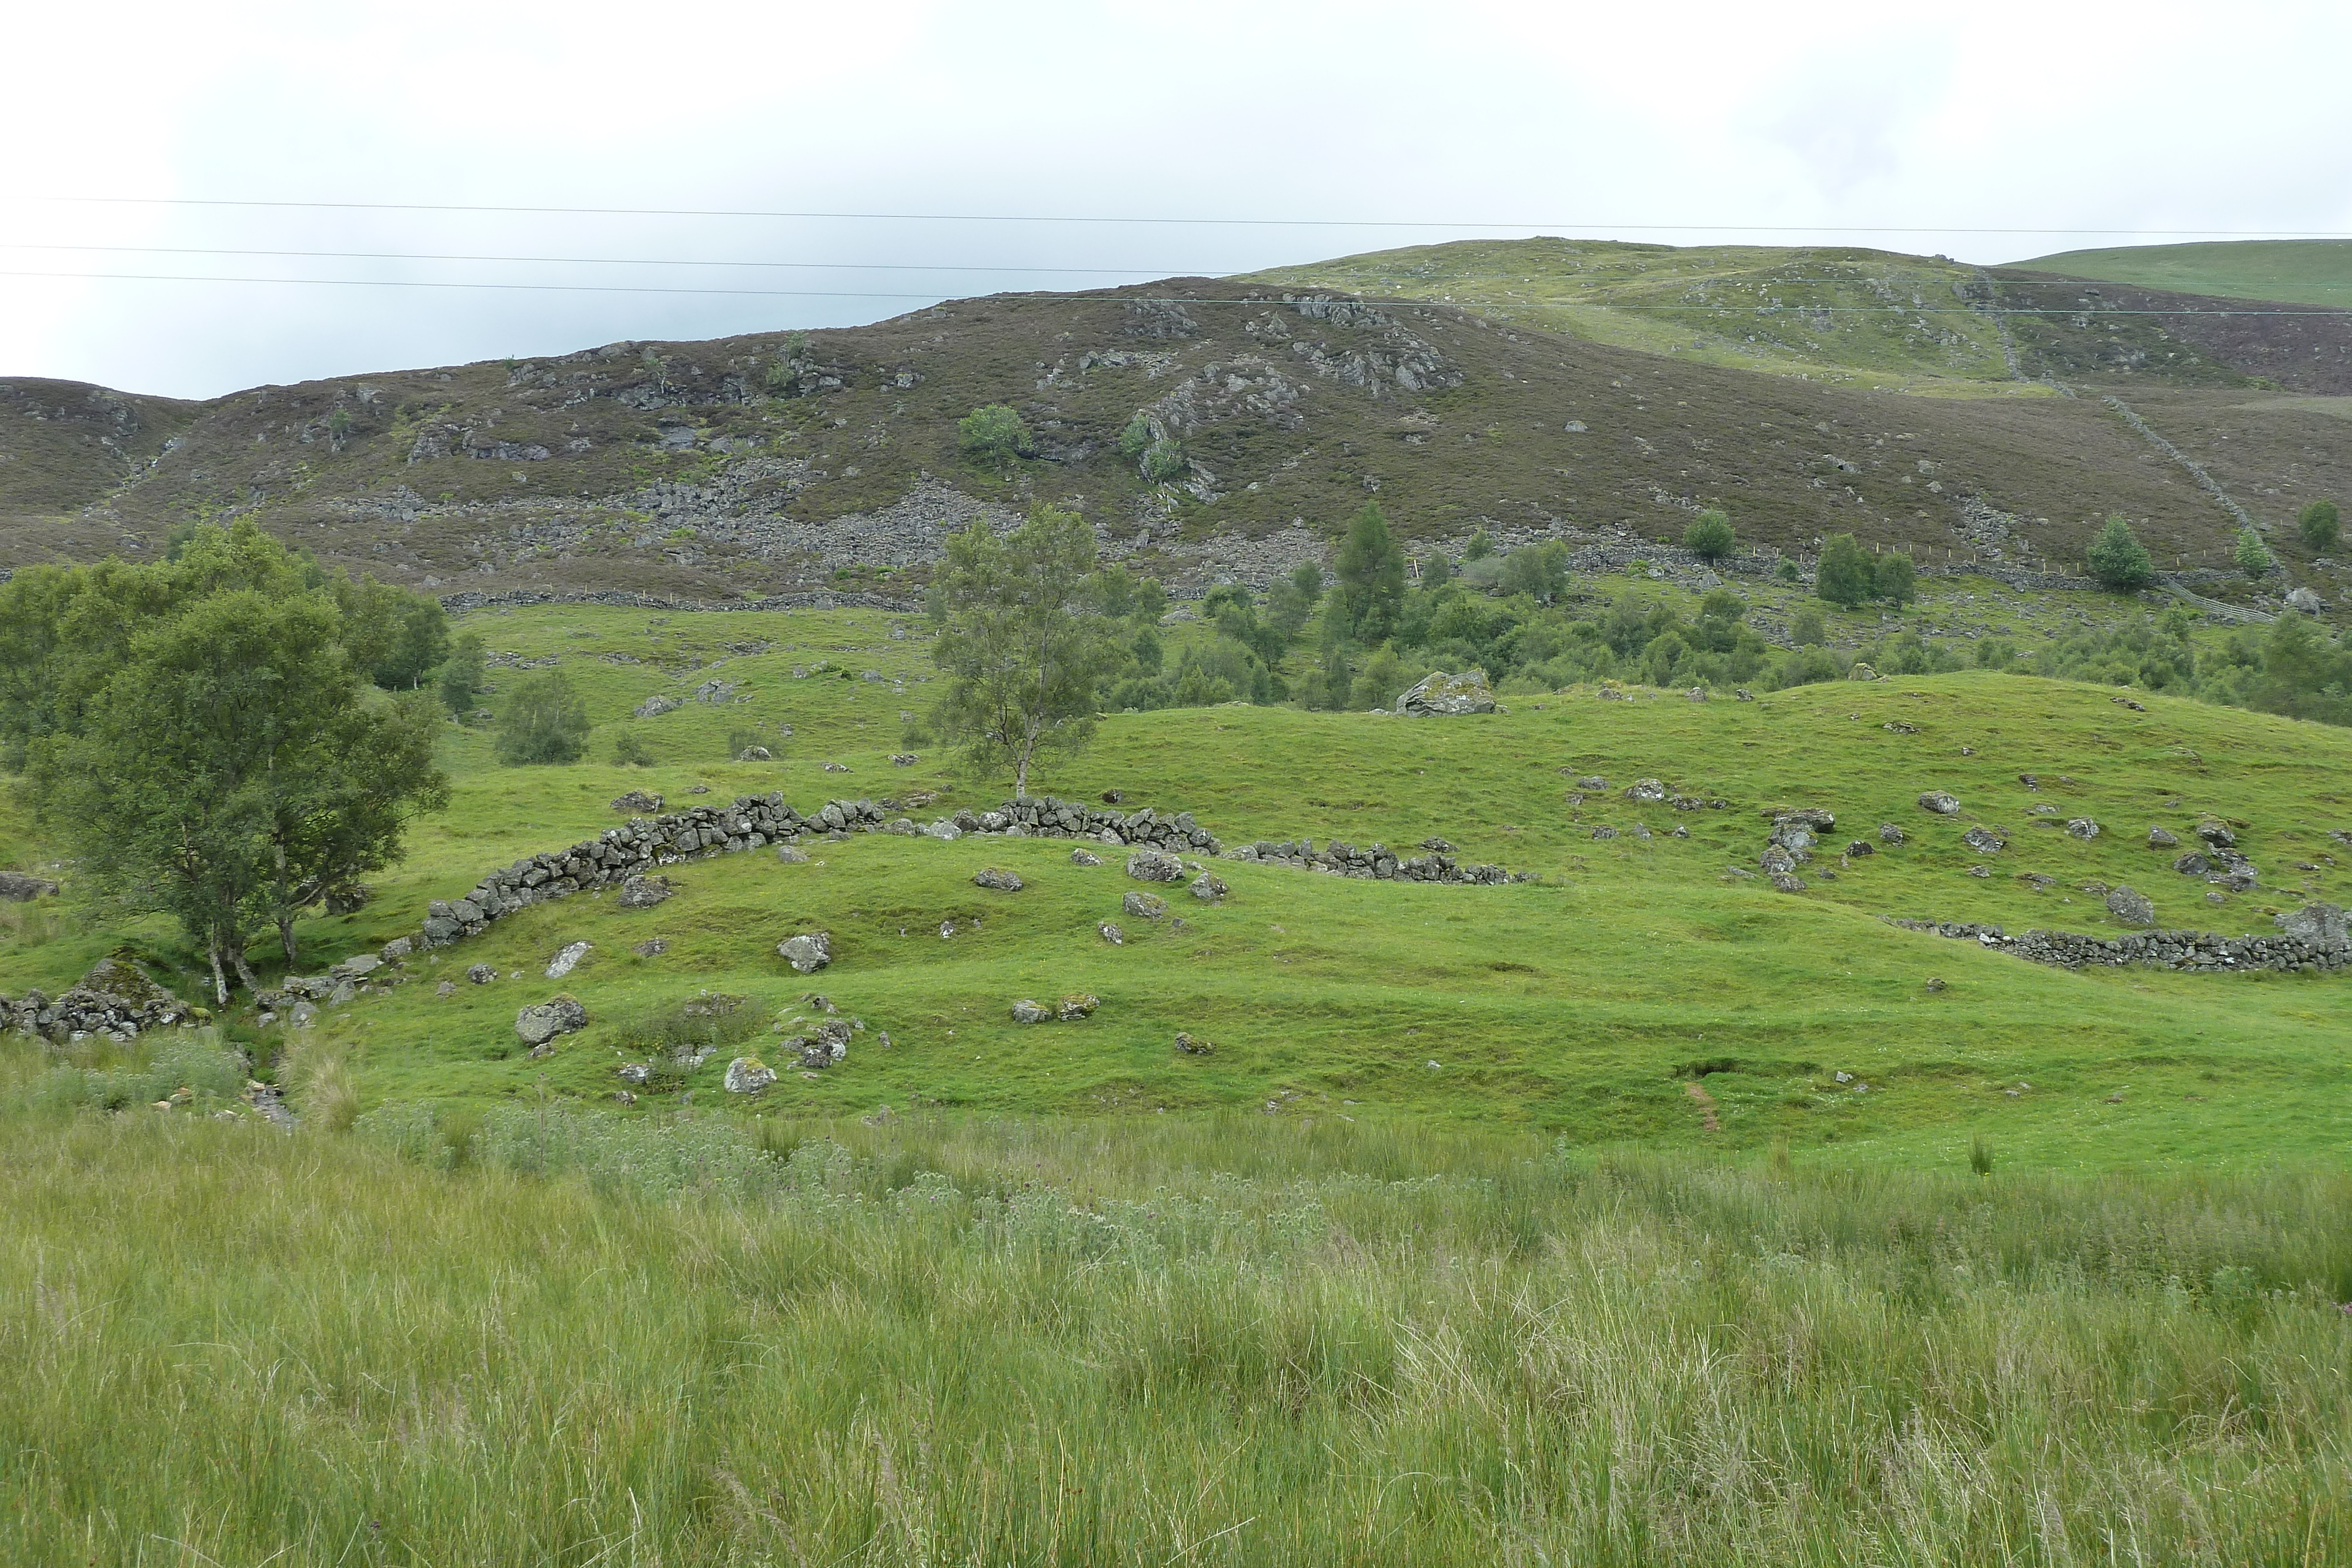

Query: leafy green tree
[
  {"left": 1775, "top": 557, "right": 1801, "bottom": 584},
  {"left": 610, "top": 730, "right": 654, "bottom": 766},
  {"left": 2298, "top": 498, "right": 2341, "bottom": 553},
  {"left": 1683, "top": 509, "right": 1735, "bottom": 561},
  {"left": 1130, "top": 626, "right": 1163, "bottom": 675},
  {"left": 2086, "top": 516, "right": 2154, "bottom": 590},
  {"left": 1288, "top": 561, "right": 1325, "bottom": 604},
  {"left": 1875, "top": 550, "right": 1918, "bottom": 605},
  {"left": 927, "top": 506, "right": 1121, "bottom": 794},
  {"left": 1265, "top": 577, "right": 1315, "bottom": 644},
  {"left": 2234, "top": 527, "right": 2271, "bottom": 578},
  {"left": 4, "top": 521, "right": 448, "bottom": 994},
  {"left": 1348, "top": 642, "right": 1424, "bottom": 711},
  {"left": 495, "top": 671, "right": 592, "bottom": 765},
  {"left": 1141, "top": 439, "right": 1187, "bottom": 482},
  {"left": 957, "top": 404, "right": 1032, "bottom": 475},
  {"left": 1117, "top": 414, "right": 1154, "bottom": 463},
  {"left": 1462, "top": 528, "right": 1495, "bottom": 563},
  {"left": 1332, "top": 503, "right": 1407, "bottom": 644},
  {"left": 1499, "top": 541, "right": 1570, "bottom": 603},
  {"left": 437, "top": 632, "right": 486, "bottom": 716},
  {"left": 1418, "top": 551, "right": 1452, "bottom": 589},
  {"left": 1815, "top": 534, "right": 1876, "bottom": 609},
  {"left": 332, "top": 574, "right": 449, "bottom": 688},
  {"left": 1203, "top": 584, "right": 1289, "bottom": 664},
  {"left": 1790, "top": 603, "right": 1828, "bottom": 647}
]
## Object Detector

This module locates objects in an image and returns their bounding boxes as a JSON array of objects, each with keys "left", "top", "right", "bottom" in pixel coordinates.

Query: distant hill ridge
[{"left": 2, "top": 246, "right": 2347, "bottom": 602}]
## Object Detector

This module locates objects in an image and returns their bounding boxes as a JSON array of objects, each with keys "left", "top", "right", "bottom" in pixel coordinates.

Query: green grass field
[
  {"left": 6, "top": 590, "right": 2350, "bottom": 1169},
  {"left": 1246, "top": 238, "right": 2050, "bottom": 397},
  {"left": 9, "top": 589, "right": 2352, "bottom": 1563},
  {"left": 2012, "top": 239, "right": 2352, "bottom": 306}
]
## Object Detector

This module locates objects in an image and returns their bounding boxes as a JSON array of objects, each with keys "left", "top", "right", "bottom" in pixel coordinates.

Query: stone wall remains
[{"left": 1889, "top": 914, "right": 2350, "bottom": 974}]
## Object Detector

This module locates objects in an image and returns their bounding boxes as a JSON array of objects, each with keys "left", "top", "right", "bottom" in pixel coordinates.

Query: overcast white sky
[{"left": 7, "top": 0, "right": 2347, "bottom": 400}]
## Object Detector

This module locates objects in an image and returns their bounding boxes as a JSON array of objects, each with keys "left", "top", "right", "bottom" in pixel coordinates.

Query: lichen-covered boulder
[
  {"left": 1057, "top": 994, "right": 1098, "bottom": 1021},
  {"left": 1122, "top": 891, "right": 1169, "bottom": 921},
  {"left": 1010, "top": 999, "right": 1049, "bottom": 1024},
  {"left": 2106, "top": 885, "right": 2156, "bottom": 927},
  {"left": 617, "top": 875, "right": 673, "bottom": 910},
  {"left": 2277, "top": 902, "right": 2348, "bottom": 950},
  {"left": 1962, "top": 826, "right": 2006, "bottom": 854},
  {"left": 1126, "top": 848, "right": 1185, "bottom": 882},
  {"left": 723, "top": 1057, "right": 776, "bottom": 1094},
  {"left": 1396, "top": 670, "right": 1496, "bottom": 716},
  {"left": 1917, "top": 791, "right": 1961, "bottom": 815},
  {"left": 974, "top": 868, "right": 1025, "bottom": 892},
  {"left": 778, "top": 931, "right": 833, "bottom": 973},
  {"left": 515, "top": 994, "right": 587, "bottom": 1047},
  {"left": 1189, "top": 872, "right": 1227, "bottom": 902},
  {"left": 2147, "top": 825, "right": 2179, "bottom": 848}
]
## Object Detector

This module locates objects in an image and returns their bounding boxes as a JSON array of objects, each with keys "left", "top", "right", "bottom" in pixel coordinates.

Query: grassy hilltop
[{"left": 2012, "top": 238, "right": 2352, "bottom": 307}]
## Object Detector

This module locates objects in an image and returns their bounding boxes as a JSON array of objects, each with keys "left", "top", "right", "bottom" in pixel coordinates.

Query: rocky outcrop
[
  {"left": 1396, "top": 670, "right": 1496, "bottom": 716},
  {"left": 1891, "top": 902, "right": 2351, "bottom": 973}
]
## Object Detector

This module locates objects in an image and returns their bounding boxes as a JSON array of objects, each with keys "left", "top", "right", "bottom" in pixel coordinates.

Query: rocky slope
[{"left": 4, "top": 272, "right": 2348, "bottom": 602}]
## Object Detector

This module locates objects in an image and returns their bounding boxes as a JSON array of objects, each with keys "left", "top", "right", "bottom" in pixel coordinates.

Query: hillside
[
  {"left": 8, "top": 599, "right": 2351, "bottom": 1171},
  {"left": 1248, "top": 237, "right": 2352, "bottom": 397},
  {"left": 2012, "top": 238, "right": 2352, "bottom": 307},
  {"left": 4, "top": 269, "right": 2348, "bottom": 604}
]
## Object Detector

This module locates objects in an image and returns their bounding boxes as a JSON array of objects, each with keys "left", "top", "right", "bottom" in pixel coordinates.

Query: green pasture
[
  {"left": 2012, "top": 238, "right": 2352, "bottom": 306},
  {"left": 7, "top": 595, "right": 2349, "bottom": 1171}
]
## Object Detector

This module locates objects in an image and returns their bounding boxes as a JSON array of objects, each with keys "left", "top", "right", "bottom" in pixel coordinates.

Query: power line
[
  {"left": 12, "top": 194, "right": 2352, "bottom": 237},
  {"left": 4, "top": 268, "right": 2346, "bottom": 314},
  {"left": 8, "top": 244, "right": 2342, "bottom": 295},
  {"left": 0, "top": 242, "right": 1204, "bottom": 276}
]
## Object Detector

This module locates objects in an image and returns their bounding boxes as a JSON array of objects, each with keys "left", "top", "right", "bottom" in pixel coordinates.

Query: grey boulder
[
  {"left": 515, "top": 994, "right": 587, "bottom": 1047},
  {"left": 778, "top": 931, "right": 833, "bottom": 973},
  {"left": 2277, "top": 901, "right": 2350, "bottom": 950},
  {"left": 617, "top": 875, "right": 673, "bottom": 910},
  {"left": 1917, "top": 791, "right": 1961, "bottom": 815},
  {"left": 723, "top": 1057, "right": 777, "bottom": 1094},
  {"left": 973, "top": 867, "right": 1025, "bottom": 892},
  {"left": 1126, "top": 848, "right": 1186, "bottom": 882},
  {"left": 1122, "top": 890, "right": 1169, "bottom": 921},
  {"left": 2105, "top": 885, "right": 2156, "bottom": 927},
  {"left": 1396, "top": 670, "right": 1496, "bottom": 716}
]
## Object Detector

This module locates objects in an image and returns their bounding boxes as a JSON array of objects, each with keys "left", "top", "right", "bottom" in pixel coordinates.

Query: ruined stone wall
[{"left": 1890, "top": 915, "right": 2350, "bottom": 974}]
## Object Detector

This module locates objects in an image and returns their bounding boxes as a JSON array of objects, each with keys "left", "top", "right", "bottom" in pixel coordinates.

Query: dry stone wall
[{"left": 1890, "top": 909, "right": 2350, "bottom": 974}]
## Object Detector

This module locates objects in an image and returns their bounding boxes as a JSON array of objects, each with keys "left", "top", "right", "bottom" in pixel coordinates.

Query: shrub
[
  {"left": 437, "top": 633, "right": 486, "bottom": 716},
  {"left": 1499, "top": 541, "right": 1570, "bottom": 603},
  {"left": 1683, "top": 509, "right": 1735, "bottom": 561},
  {"left": 1875, "top": 550, "right": 1918, "bottom": 605},
  {"left": 2087, "top": 516, "right": 2154, "bottom": 590},
  {"left": 1790, "top": 604, "right": 1828, "bottom": 647},
  {"left": 1131, "top": 627, "right": 1163, "bottom": 676},
  {"left": 2298, "top": 498, "right": 2340, "bottom": 553},
  {"left": 1462, "top": 528, "right": 1495, "bottom": 563},
  {"left": 1775, "top": 557, "right": 1801, "bottom": 584},
  {"left": 1116, "top": 414, "right": 1153, "bottom": 462},
  {"left": 957, "top": 404, "right": 1031, "bottom": 473},
  {"left": 2234, "top": 527, "right": 2271, "bottom": 578},
  {"left": 1815, "top": 534, "right": 1875, "bottom": 608},
  {"left": 610, "top": 730, "right": 654, "bottom": 767},
  {"left": 494, "top": 671, "right": 591, "bottom": 765},
  {"left": 1141, "top": 439, "right": 1187, "bottom": 482}
]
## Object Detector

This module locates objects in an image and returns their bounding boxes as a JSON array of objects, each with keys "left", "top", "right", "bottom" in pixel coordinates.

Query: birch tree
[{"left": 928, "top": 507, "right": 1121, "bottom": 795}]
